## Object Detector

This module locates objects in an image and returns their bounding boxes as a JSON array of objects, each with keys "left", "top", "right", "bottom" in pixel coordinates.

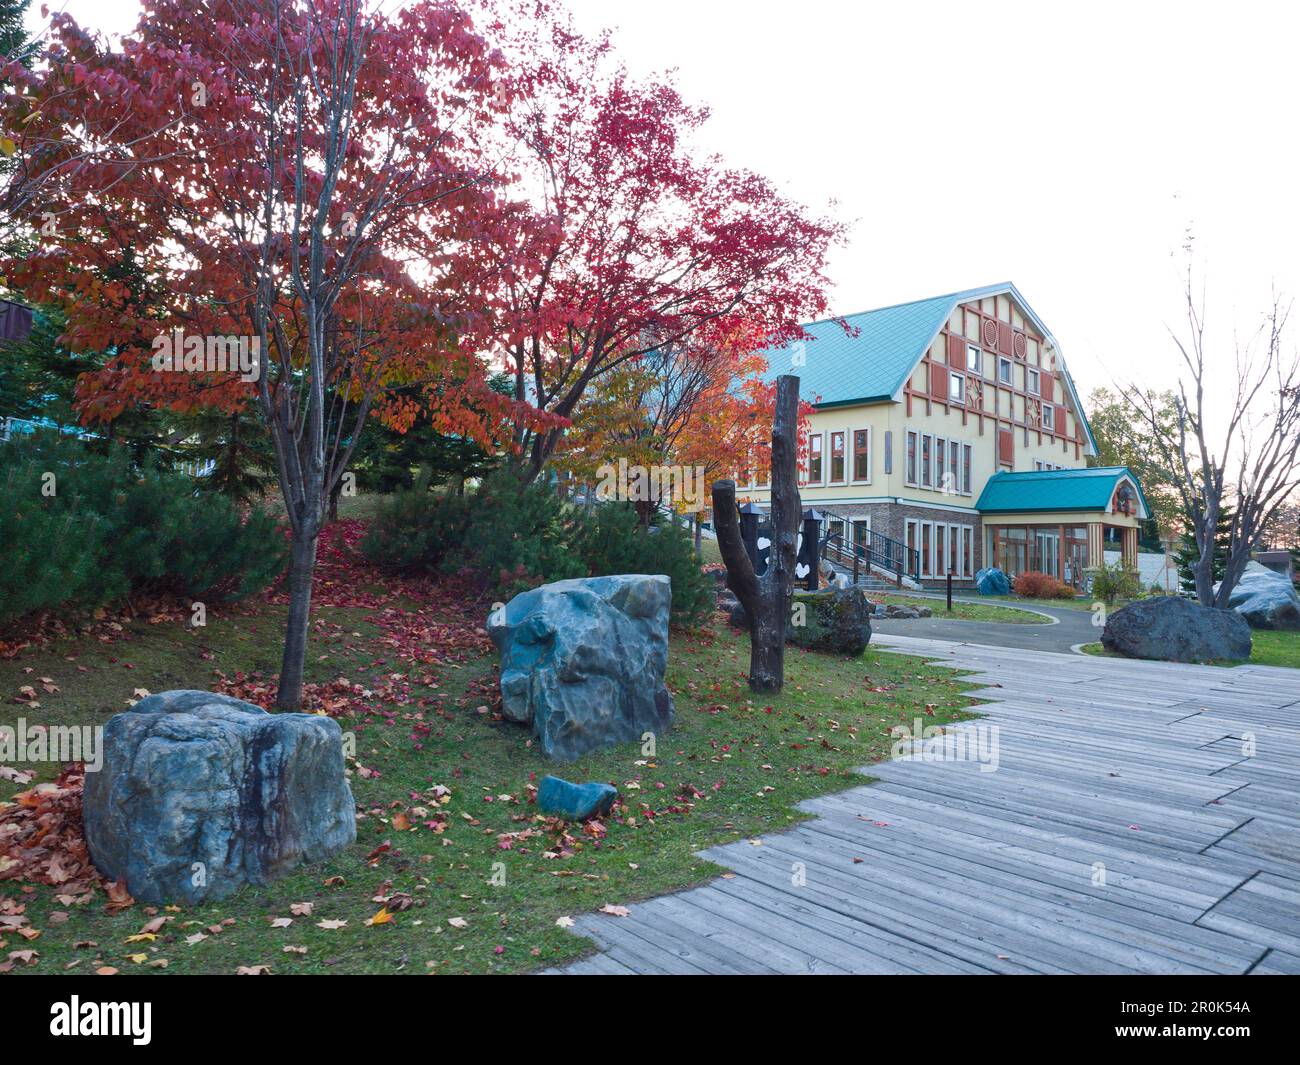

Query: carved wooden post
[
  {"left": 712, "top": 374, "right": 802, "bottom": 692},
  {"left": 803, "top": 508, "right": 822, "bottom": 592}
]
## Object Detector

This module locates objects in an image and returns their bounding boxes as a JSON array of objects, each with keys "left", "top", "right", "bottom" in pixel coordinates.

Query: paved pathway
[
  {"left": 871, "top": 597, "right": 1099, "bottom": 653},
  {"left": 546, "top": 634, "right": 1300, "bottom": 975}
]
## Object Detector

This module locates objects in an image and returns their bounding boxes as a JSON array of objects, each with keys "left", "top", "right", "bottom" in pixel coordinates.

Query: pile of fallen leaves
[
  {"left": 0, "top": 594, "right": 193, "bottom": 660},
  {"left": 0, "top": 763, "right": 128, "bottom": 910}
]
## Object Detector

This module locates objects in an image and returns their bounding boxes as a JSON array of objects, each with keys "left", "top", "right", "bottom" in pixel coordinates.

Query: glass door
[{"left": 1034, "top": 530, "right": 1060, "bottom": 578}]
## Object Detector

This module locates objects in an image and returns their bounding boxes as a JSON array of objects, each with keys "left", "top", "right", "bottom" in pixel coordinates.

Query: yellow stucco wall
[{"left": 738, "top": 294, "right": 1090, "bottom": 510}]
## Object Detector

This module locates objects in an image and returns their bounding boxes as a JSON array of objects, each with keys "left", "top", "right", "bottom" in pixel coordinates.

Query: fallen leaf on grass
[
  {"left": 555, "top": 916, "right": 574, "bottom": 928},
  {"left": 316, "top": 919, "right": 347, "bottom": 931},
  {"left": 235, "top": 965, "right": 270, "bottom": 975}
]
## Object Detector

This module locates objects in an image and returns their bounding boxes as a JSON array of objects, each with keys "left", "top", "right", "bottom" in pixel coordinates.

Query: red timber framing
[{"left": 904, "top": 294, "right": 1086, "bottom": 470}]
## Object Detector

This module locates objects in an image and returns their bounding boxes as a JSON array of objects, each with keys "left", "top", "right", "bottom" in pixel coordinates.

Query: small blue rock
[{"left": 536, "top": 776, "right": 618, "bottom": 820}]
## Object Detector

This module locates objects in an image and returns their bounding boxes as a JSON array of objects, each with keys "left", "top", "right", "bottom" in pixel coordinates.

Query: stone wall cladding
[{"left": 816, "top": 501, "right": 984, "bottom": 584}]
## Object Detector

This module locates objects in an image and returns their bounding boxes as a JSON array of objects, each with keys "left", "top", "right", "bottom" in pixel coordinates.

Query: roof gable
[{"left": 757, "top": 282, "right": 1099, "bottom": 456}]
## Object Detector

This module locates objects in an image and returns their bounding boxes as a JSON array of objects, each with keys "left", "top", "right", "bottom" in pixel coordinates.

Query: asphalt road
[{"left": 869, "top": 597, "right": 1101, "bottom": 653}]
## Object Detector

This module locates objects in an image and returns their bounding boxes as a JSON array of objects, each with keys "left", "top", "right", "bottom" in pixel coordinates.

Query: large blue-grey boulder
[
  {"left": 1220, "top": 561, "right": 1300, "bottom": 630},
  {"left": 488, "top": 575, "right": 675, "bottom": 762},
  {"left": 976, "top": 567, "right": 1011, "bottom": 596},
  {"left": 82, "top": 690, "right": 356, "bottom": 905},
  {"left": 1101, "top": 596, "right": 1251, "bottom": 662},
  {"left": 536, "top": 776, "right": 618, "bottom": 820}
]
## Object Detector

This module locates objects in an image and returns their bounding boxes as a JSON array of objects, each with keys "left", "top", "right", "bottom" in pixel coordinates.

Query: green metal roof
[
  {"left": 758, "top": 282, "right": 1100, "bottom": 456},
  {"left": 975, "top": 466, "right": 1150, "bottom": 518},
  {"left": 760, "top": 290, "right": 962, "bottom": 405}
]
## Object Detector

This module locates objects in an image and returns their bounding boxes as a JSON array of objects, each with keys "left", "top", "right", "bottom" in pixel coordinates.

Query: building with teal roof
[{"left": 738, "top": 283, "right": 1148, "bottom": 589}]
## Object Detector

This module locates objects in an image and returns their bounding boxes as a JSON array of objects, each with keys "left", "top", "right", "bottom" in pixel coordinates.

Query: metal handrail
[{"left": 819, "top": 527, "right": 920, "bottom": 586}]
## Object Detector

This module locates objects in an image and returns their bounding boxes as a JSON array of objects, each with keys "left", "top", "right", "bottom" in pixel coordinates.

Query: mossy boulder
[{"left": 788, "top": 587, "right": 872, "bottom": 656}]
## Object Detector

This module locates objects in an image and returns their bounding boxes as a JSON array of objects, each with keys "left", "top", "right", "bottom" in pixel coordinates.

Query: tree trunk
[
  {"left": 694, "top": 513, "right": 702, "bottom": 561},
  {"left": 277, "top": 531, "right": 319, "bottom": 710},
  {"left": 712, "top": 374, "right": 801, "bottom": 693}
]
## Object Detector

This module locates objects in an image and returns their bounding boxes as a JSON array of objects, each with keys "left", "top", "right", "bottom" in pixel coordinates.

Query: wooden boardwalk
[{"left": 545, "top": 635, "right": 1300, "bottom": 975}]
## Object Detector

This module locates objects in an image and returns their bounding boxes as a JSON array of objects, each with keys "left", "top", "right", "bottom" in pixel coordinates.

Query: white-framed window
[
  {"left": 808, "top": 432, "right": 824, "bottom": 483},
  {"left": 1042, "top": 402, "right": 1054, "bottom": 431},
  {"left": 921, "top": 434, "right": 932, "bottom": 487},
  {"left": 829, "top": 430, "right": 846, "bottom": 483},
  {"left": 1027, "top": 367, "right": 1040, "bottom": 395},
  {"left": 966, "top": 344, "right": 981, "bottom": 373},
  {"left": 935, "top": 435, "right": 946, "bottom": 491},
  {"left": 962, "top": 442, "right": 973, "bottom": 495},
  {"left": 852, "top": 427, "right": 871, "bottom": 483},
  {"left": 909, "top": 519, "right": 977, "bottom": 578},
  {"left": 949, "top": 373, "right": 965, "bottom": 404},
  {"left": 998, "top": 357, "right": 1013, "bottom": 385},
  {"left": 905, "top": 429, "right": 918, "bottom": 486}
]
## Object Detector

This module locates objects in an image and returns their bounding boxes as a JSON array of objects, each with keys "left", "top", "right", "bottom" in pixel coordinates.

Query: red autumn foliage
[
  {"left": 1012, "top": 570, "right": 1075, "bottom": 599},
  {"left": 0, "top": 763, "right": 126, "bottom": 908},
  {"left": 488, "top": 14, "right": 845, "bottom": 481}
]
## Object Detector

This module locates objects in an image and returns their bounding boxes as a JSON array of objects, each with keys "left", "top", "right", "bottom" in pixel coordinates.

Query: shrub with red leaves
[{"left": 1012, "top": 570, "right": 1072, "bottom": 599}]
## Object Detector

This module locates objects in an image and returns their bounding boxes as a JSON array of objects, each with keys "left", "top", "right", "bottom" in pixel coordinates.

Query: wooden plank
[{"left": 549, "top": 635, "right": 1300, "bottom": 975}]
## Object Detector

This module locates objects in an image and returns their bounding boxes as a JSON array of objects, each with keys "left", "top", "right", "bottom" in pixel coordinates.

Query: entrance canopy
[
  {"left": 975, "top": 466, "right": 1149, "bottom": 520},
  {"left": 975, "top": 466, "right": 1150, "bottom": 586}
]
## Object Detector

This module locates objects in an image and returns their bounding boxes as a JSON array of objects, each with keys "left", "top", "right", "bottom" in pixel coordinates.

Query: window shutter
[
  {"left": 1054, "top": 406, "right": 1066, "bottom": 436},
  {"left": 998, "top": 321, "right": 1015, "bottom": 355},
  {"left": 947, "top": 333, "right": 965, "bottom": 365},
  {"left": 930, "top": 362, "right": 948, "bottom": 398},
  {"left": 998, "top": 428, "right": 1014, "bottom": 464},
  {"left": 1042, "top": 373, "right": 1055, "bottom": 403}
]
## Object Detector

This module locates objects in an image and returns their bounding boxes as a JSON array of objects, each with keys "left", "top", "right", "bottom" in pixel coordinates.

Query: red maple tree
[
  {"left": 1, "top": 0, "right": 543, "bottom": 707},
  {"left": 489, "top": 14, "right": 845, "bottom": 483}
]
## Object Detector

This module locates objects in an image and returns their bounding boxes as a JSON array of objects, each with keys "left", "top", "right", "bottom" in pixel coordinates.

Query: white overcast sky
[{"left": 29, "top": 0, "right": 1300, "bottom": 401}]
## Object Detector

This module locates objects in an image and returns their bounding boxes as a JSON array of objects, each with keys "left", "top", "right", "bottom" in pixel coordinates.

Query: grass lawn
[
  {"left": 978, "top": 593, "right": 1095, "bottom": 612},
  {"left": 868, "top": 594, "right": 1042, "bottom": 624},
  {"left": 0, "top": 535, "right": 979, "bottom": 975},
  {"left": 1079, "top": 628, "right": 1300, "bottom": 668}
]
